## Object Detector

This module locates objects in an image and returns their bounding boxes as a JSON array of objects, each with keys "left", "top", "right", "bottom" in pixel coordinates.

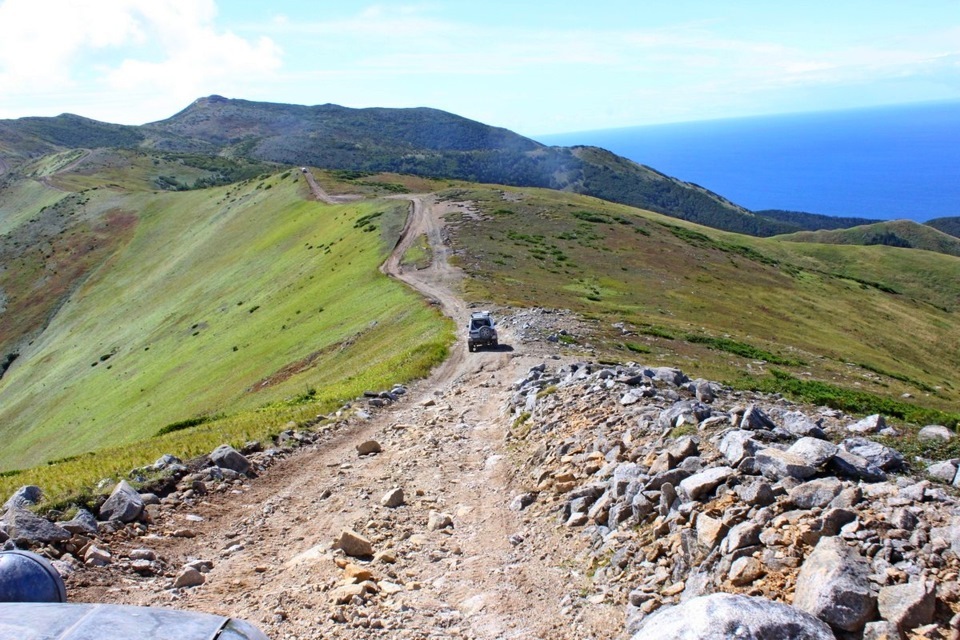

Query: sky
[{"left": 0, "top": 1, "right": 958, "bottom": 136}]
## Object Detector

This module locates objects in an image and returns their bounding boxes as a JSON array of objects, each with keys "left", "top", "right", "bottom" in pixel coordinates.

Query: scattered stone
[
  {"left": 678, "top": 466, "right": 735, "bottom": 501},
  {"left": 84, "top": 544, "right": 112, "bottom": 567},
  {"left": 98, "top": 480, "right": 144, "bottom": 523},
  {"left": 740, "top": 405, "right": 777, "bottom": 431},
  {"left": 861, "top": 621, "right": 903, "bottom": 640},
  {"left": 756, "top": 449, "right": 817, "bottom": 481},
  {"left": 3, "top": 507, "right": 70, "bottom": 543},
  {"left": 787, "top": 438, "right": 839, "bottom": 468},
  {"left": 381, "top": 488, "right": 405, "bottom": 508},
  {"left": 877, "top": 580, "right": 936, "bottom": 633},
  {"left": 917, "top": 425, "right": 953, "bottom": 442},
  {"left": 631, "top": 593, "right": 835, "bottom": 640},
  {"left": 331, "top": 584, "right": 365, "bottom": 605},
  {"left": 925, "top": 460, "right": 957, "bottom": 483},
  {"left": 728, "top": 557, "right": 765, "bottom": 586},
  {"left": 427, "top": 511, "right": 454, "bottom": 531},
  {"left": 129, "top": 548, "right": 157, "bottom": 561},
  {"left": 335, "top": 529, "right": 374, "bottom": 557},
  {"left": 209, "top": 445, "right": 251, "bottom": 475},
  {"left": 60, "top": 508, "right": 99, "bottom": 535},
  {"left": 173, "top": 567, "right": 205, "bottom": 588},
  {"left": 793, "top": 536, "right": 876, "bottom": 633},
  {"left": 719, "top": 430, "right": 761, "bottom": 467},
  {"left": 846, "top": 414, "right": 886, "bottom": 435},
  {"left": 789, "top": 477, "right": 845, "bottom": 510},
  {"left": 781, "top": 412, "right": 826, "bottom": 439},
  {"left": 839, "top": 438, "right": 904, "bottom": 471},
  {"left": 829, "top": 450, "right": 887, "bottom": 483},
  {"left": 356, "top": 440, "right": 382, "bottom": 456},
  {"left": 509, "top": 492, "right": 537, "bottom": 511},
  {"left": 723, "top": 521, "right": 762, "bottom": 554},
  {"left": 696, "top": 514, "right": 728, "bottom": 551}
]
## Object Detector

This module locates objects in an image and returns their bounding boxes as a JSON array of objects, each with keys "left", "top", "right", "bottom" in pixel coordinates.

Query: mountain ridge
[
  {"left": 775, "top": 219, "right": 960, "bottom": 257},
  {"left": 0, "top": 96, "right": 807, "bottom": 237}
]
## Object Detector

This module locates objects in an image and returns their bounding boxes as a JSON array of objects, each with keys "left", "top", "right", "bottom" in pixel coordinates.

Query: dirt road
[{"left": 70, "top": 195, "right": 620, "bottom": 639}]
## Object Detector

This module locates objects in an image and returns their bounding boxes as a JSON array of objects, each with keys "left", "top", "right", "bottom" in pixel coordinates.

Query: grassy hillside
[
  {"left": 442, "top": 186, "right": 960, "bottom": 418},
  {"left": 776, "top": 219, "right": 960, "bottom": 257},
  {"left": 756, "top": 209, "right": 882, "bottom": 232},
  {"left": 0, "top": 96, "right": 797, "bottom": 236},
  {"left": 0, "top": 171, "right": 451, "bottom": 471},
  {"left": 926, "top": 216, "right": 960, "bottom": 239}
]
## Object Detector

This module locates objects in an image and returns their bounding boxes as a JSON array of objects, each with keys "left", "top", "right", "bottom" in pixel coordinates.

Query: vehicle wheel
[
  {"left": 479, "top": 326, "right": 493, "bottom": 340},
  {"left": 492, "top": 339, "right": 498, "bottom": 347}
]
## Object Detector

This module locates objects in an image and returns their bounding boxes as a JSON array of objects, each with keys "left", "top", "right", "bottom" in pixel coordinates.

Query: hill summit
[{"left": 1, "top": 96, "right": 798, "bottom": 235}]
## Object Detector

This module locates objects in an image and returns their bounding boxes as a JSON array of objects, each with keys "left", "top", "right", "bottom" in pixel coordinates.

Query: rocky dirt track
[
  {"left": 65, "top": 196, "right": 619, "bottom": 639},
  {"left": 14, "top": 189, "right": 960, "bottom": 640}
]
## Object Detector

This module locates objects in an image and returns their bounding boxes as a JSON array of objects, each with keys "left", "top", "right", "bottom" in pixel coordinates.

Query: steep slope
[
  {"left": 440, "top": 185, "right": 960, "bottom": 412},
  {"left": 775, "top": 219, "right": 960, "bottom": 257},
  {"left": 0, "top": 172, "right": 450, "bottom": 471},
  {"left": 0, "top": 96, "right": 786, "bottom": 235},
  {"left": 926, "top": 216, "right": 960, "bottom": 239},
  {"left": 755, "top": 209, "right": 882, "bottom": 232}
]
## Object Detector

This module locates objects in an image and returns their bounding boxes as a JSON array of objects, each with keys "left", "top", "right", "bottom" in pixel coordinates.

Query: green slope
[
  {"left": 926, "top": 216, "right": 960, "bottom": 239},
  {"left": 0, "top": 172, "right": 450, "bottom": 471},
  {"left": 442, "top": 186, "right": 960, "bottom": 416},
  {"left": 0, "top": 96, "right": 790, "bottom": 236},
  {"left": 775, "top": 219, "right": 960, "bottom": 258}
]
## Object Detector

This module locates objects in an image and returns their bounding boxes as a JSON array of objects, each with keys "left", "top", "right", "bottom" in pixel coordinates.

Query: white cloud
[{"left": 0, "top": 0, "right": 282, "bottom": 122}]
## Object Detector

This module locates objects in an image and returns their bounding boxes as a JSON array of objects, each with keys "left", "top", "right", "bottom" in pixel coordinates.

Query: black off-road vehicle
[{"left": 467, "top": 311, "right": 498, "bottom": 352}]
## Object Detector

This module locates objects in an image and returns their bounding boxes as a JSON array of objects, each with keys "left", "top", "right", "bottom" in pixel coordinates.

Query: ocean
[{"left": 536, "top": 101, "right": 960, "bottom": 223}]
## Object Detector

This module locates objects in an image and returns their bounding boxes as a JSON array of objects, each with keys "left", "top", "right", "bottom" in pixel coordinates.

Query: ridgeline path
[{"left": 70, "top": 189, "right": 620, "bottom": 639}]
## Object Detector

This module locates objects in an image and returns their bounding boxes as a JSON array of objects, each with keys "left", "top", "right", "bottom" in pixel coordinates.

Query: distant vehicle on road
[{"left": 467, "top": 311, "right": 498, "bottom": 352}]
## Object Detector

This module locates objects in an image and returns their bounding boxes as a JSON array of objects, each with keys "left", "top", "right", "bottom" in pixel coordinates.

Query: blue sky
[{"left": 0, "top": 1, "right": 957, "bottom": 135}]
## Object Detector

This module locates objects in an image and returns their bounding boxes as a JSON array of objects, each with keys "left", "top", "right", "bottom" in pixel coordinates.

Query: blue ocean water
[{"left": 537, "top": 102, "right": 960, "bottom": 223}]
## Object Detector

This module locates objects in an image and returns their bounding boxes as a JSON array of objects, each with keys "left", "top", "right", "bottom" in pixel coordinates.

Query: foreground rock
[
  {"left": 209, "top": 444, "right": 251, "bottom": 475},
  {"left": 631, "top": 593, "right": 835, "bottom": 640},
  {"left": 793, "top": 536, "right": 876, "bottom": 633},
  {"left": 98, "top": 480, "right": 144, "bottom": 523},
  {"left": 507, "top": 358, "right": 960, "bottom": 636}
]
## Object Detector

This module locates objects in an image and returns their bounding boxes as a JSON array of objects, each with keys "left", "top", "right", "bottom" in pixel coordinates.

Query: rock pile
[
  {"left": 0, "top": 434, "right": 300, "bottom": 587},
  {"left": 507, "top": 360, "right": 960, "bottom": 637}
]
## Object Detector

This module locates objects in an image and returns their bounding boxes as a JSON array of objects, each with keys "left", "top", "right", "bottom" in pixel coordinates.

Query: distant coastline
[{"left": 536, "top": 101, "right": 960, "bottom": 223}]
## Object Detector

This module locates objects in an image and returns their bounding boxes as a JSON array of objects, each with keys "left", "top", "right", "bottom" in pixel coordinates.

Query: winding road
[{"left": 69, "top": 187, "right": 618, "bottom": 639}]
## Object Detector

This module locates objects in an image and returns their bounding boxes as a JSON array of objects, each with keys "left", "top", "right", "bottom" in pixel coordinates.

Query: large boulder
[
  {"left": 2, "top": 508, "right": 70, "bottom": 544},
  {"left": 210, "top": 444, "right": 251, "bottom": 475},
  {"left": 659, "top": 401, "right": 711, "bottom": 430},
  {"left": 917, "top": 425, "right": 953, "bottom": 442},
  {"left": 793, "top": 536, "right": 876, "bottom": 633},
  {"left": 756, "top": 448, "right": 817, "bottom": 481},
  {"left": 719, "top": 430, "right": 761, "bottom": 467},
  {"left": 787, "top": 438, "right": 838, "bottom": 468},
  {"left": 780, "top": 411, "right": 826, "bottom": 438},
  {"left": 877, "top": 580, "right": 936, "bottom": 633},
  {"left": 631, "top": 593, "right": 835, "bottom": 640},
  {"left": 98, "top": 480, "right": 144, "bottom": 523},
  {"left": 839, "top": 438, "right": 903, "bottom": 472},
  {"left": 828, "top": 450, "right": 886, "bottom": 482},
  {"left": 789, "top": 477, "right": 845, "bottom": 510},
  {"left": 846, "top": 414, "right": 886, "bottom": 434},
  {"left": 678, "top": 466, "right": 735, "bottom": 502},
  {"left": 740, "top": 405, "right": 777, "bottom": 431},
  {"left": 2, "top": 486, "right": 42, "bottom": 513}
]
